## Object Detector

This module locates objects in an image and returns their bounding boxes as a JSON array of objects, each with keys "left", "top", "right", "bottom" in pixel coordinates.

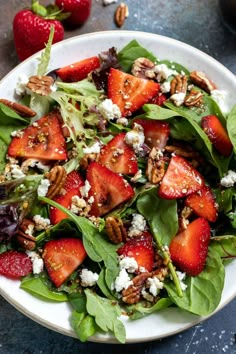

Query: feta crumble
[
  {"left": 170, "top": 92, "right": 186, "bottom": 106},
  {"left": 154, "top": 64, "right": 177, "bottom": 82},
  {"left": 37, "top": 178, "right": 50, "bottom": 197},
  {"left": 147, "top": 277, "right": 164, "bottom": 296},
  {"left": 26, "top": 251, "right": 44, "bottom": 274},
  {"left": 119, "top": 256, "right": 138, "bottom": 273},
  {"left": 220, "top": 170, "right": 236, "bottom": 187},
  {"left": 79, "top": 180, "right": 91, "bottom": 198},
  {"left": 83, "top": 141, "right": 101, "bottom": 154},
  {"left": 176, "top": 271, "right": 188, "bottom": 291},
  {"left": 128, "top": 213, "right": 147, "bottom": 237},
  {"left": 15, "top": 73, "right": 29, "bottom": 96},
  {"left": 11, "top": 164, "right": 26, "bottom": 179},
  {"left": 33, "top": 215, "right": 51, "bottom": 231},
  {"left": 80, "top": 269, "right": 99, "bottom": 287},
  {"left": 160, "top": 81, "right": 171, "bottom": 93},
  {"left": 98, "top": 99, "right": 121, "bottom": 121},
  {"left": 125, "top": 123, "right": 145, "bottom": 154},
  {"left": 112, "top": 268, "right": 133, "bottom": 292},
  {"left": 116, "top": 117, "right": 129, "bottom": 126}
]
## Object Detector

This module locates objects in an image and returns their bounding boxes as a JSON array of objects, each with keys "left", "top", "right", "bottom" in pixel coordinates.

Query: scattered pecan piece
[
  {"left": 26, "top": 75, "right": 54, "bottom": 96},
  {"left": 16, "top": 219, "right": 36, "bottom": 251},
  {"left": 114, "top": 2, "right": 129, "bottom": 27},
  {"left": 152, "top": 266, "right": 169, "bottom": 281},
  {"left": 189, "top": 71, "right": 216, "bottom": 93},
  {"left": 131, "top": 58, "right": 156, "bottom": 79},
  {"left": 146, "top": 147, "right": 166, "bottom": 184},
  {"left": 45, "top": 165, "right": 67, "bottom": 199},
  {"left": 179, "top": 206, "right": 193, "bottom": 232},
  {"left": 0, "top": 98, "right": 36, "bottom": 117},
  {"left": 164, "top": 144, "right": 200, "bottom": 159},
  {"left": 105, "top": 216, "right": 126, "bottom": 244},
  {"left": 170, "top": 74, "right": 188, "bottom": 96},
  {"left": 184, "top": 88, "right": 203, "bottom": 107},
  {"left": 80, "top": 153, "right": 99, "bottom": 170},
  {"left": 122, "top": 272, "right": 152, "bottom": 304}
]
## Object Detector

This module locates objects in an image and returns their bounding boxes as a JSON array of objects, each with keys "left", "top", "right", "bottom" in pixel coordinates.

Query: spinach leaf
[
  {"left": 158, "top": 60, "right": 189, "bottom": 75},
  {"left": 137, "top": 187, "right": 178, "bottom": 246},
  {"left": 97, "top": 267, "right": 117, "bottom": 300},
  {"left": 227, "top": 105, "right": 236, "bottom": 154},
  {"left": 70, "top": 311, "right": 98, "bottom": 342},
  {"left": 210, "top": 235, "right": 236, "bottom": 260},
  {"left": 69, "top": 292, "right": 87, "bottom": 312},
  {"left": 126, "top": 297, "right": 173, "bottom": 320},
  {"left": 20, "top": 275, "right": 68, "bottom": 302},
  {"left": 85, "top": 288, "right": 126, "bottom": 343},
  {"left": 118, "top": 40, "right": 157, "bottom": 72},
  {"left": 164, "top": 247, "right": 225, "bottom": 316}
]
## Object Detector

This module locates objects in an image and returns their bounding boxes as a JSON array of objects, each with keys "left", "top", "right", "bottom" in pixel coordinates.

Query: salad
[{"left": 0, "top": 31, "right": 236, "bottom": 343}]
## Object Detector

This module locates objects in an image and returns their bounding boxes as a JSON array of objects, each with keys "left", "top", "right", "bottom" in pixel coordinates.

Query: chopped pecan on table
[
  {"left": 45, "top": 165, "right": 67, "bottom": 199},
  {"left": 105, "top": 216, "right": 126, "bottom": 244},
  {"left": 114, "top": 2, "right": 129, "bottom": 27},
  {"left": 184, "top": 88, "right": 204, "bottom": 107},
  {"left": 16, "top": 218, "right": 36, "bottom": 251},
  {"left": 131, "top": 58, "right": 155, "bottom": 79},
  {"left": 189, "top": 71, "right": 217, "bottom": 93},
  {"left": 80, "top": 153, "right": 99, "bottom": 170},
  {"left": 0, "top": 98, "right": 36, "bottom": 117},
  {"left": 146, "top": 147, "right": 166, "bottom": 184},
  {"left": 26, "top": 75, "right": 54, "bottom": 96}
]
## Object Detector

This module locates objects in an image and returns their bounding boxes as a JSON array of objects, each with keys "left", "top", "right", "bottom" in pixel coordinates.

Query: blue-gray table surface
[{"left": 0, "top": 0, "right": 236, "bottom": 353}]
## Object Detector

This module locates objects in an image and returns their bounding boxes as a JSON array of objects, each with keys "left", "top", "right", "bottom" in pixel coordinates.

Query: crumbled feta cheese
[
  {"left": 25, "top": 224, "right": 35, "bottom": 237},
  {"left": 112, "top": 268, "right": 133, "bottom": 292},
  {"left": 37, "top": 178, "right": 50, "bottom": 197},
  {"left": 141, "top": 287, "right": 154, "bottom": 302},
  {"left": 83, "top": 141, "right": 101, "bottom": 154},
  {"left": 11, "top": 164, "right": 26, "bottom": 179},
  {"left": 119, "top": 256, "right": 138, "bottom": 273},
  {"left": 125, "top": 123, "right": 145, "bottom": 154},
  {"left": 170, "top": 92, "right": 186, "bottom": 106},
  {"left": 33, "top": 215, "right": 51, "bottom": 231},
  {"left": 116, "top": 117, "right": 129, "bottom": 126},
  {"left": 79, "top": 180, "right": 91, "bottom": 198},
  {"left": 26, "top": 251, "right": 44, "bottom": 274},
  {"left": 80, "top": 269, "right": 99, "bottom": 287},
  {"left": 11, "top": 130, "right": 24, "bottom": 138},
  {"left": 98, "top": 99, "right": 121, "bottom": 121},
  {"left": 210, "top": 89, "right": 228, "bottom": 113},
  {"left": 131, "top": 169, "right": 142, "bottom": 183},
  {"left": 154, "top": 64, "right": 177, "bottom": 82},
  {"left": 176, "top": 271, "right": 188, "bottom": 291},
  {"left": 147, "top": 277, "right": 164, "bottom": 296},
  {"left": 160, "top": 81, "right": 171, "bottom": 93},
  {"left": 15, "top": 73, "right": 29, "bottom": 96},
  {"left": 220, "top": 170, "right": 236, "bottom": 187},
  {"left": 88, "top": 196, "right": 94, "bottom": 204},
  {"left": 128, "top": 213, "right": 147, "bottom": 237}
]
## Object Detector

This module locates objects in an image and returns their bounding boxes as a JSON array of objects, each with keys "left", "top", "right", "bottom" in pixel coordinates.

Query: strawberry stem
[{"left": 31, "top": 0, "right": 47, "bottom": 17}]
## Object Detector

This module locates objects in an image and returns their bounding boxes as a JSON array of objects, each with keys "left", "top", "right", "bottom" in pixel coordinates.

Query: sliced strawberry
[
  {"left": 117, "top": 231, "right": 154, "bottom": 272},
  {"left": 158, "top": 155, "right": 204, "bottom": 199},
  {"left": 133, "top": 119, "right": 170, "bottom": 149},
  {"left": 56, "top": 56, "right": 100, "bottom": 82},
  {"left": 50, "top": 171, "right": 84, "bottom": 225},
  {"left": 185, "top": 185, "right": 218, "bottom": 222},
  {"left": 8, "top": 112, "right": 67, "bottom": 161},
  {"left": 86, "top": 162, "right": 135, "bottom": 216},
  {"left": 108, "top": 68, "right": 160, "bottom": 116},
  {"left": 98, "top": 132, "right": 138, "bottom": 175},
  {"left": 151, "top": 93, "right": 167, "bottom": 106},
  {"left": 0, "top": 250, "right": 32, "bottom": 278},
  {"left": 42, "top": 238, "right": 87, "bottom": 287},
  {"left": 169, "top": 217, "right": 211, "bottom": 276},
  {"left": 201, "top": 115, "right": 233, "bottom": 157}
]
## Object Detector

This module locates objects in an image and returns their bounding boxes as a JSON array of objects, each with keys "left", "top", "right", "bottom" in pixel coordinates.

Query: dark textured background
[{"left": 0, "top": 0, "right": 236, "bottom": 353}]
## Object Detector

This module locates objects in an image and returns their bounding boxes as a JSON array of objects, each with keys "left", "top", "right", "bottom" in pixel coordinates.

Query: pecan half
[
  {"left": 189, "top": 71, "right": 216, "bottom": 93},
  {"left": 105, "top": 216, "right": 126, "bottom": 244},
  {"left": 16, "top": 218, "right": 36, "bottom": 251},
  {"left": 184, "top": 88, "right": 203, "bottom": 107},
  {"left": 170, "top": 74, "right": 188, "bottom": 96},
  {"left": 26, "top": 75, "right": 54, "bottom": 96},
  {"left": 122, "top": 272, "right": 151, "bottom": 304},
  {"left": 131, "top": 58, "right": 155, "bottom": 79},
  {"left": 146, "top": 147, "right": 166, "bottom": 184},
  {"left": 80, "top": 153, "right": 99, "bottom": 170},
  {"left": 114, "top": 2, "right": 129, "bottom": 27},
  {"left": 0, "top": 98, "right": 36, "bottom": 117},
  {"left": 45, "top": 166, "right": 67, "bottom": 199}
]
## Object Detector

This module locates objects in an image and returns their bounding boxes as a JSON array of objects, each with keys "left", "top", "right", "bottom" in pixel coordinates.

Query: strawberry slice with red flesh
[
  {"left": 0, "top": 250, "right": 32, "bottom": 278},
  {"left": 8, "top": 112, "right": 67, "bottom": 161},
  {"left": 169, "top": 217, "right": 211, "bottom": 276},
  {"left": 133, "top": 119, "right": 170, "bottom": 149},
  {"left": 108, "top": 68, "right": 160, "bottom": 117},
  {"left": 86, "top": 162, "right": 135, "bottom": 216},
  {"left": 158, "top": 155, "right": 204, "bottom": 199},
  {"left": 42, "top": 238, "right": 87, "bottom": 287},
  {"left": 201, "top": 115, "right": 233, "bottom": 157},
  {"left": 151, "top": 93, "right": 168, "bottom": 106},
  {"left": 56, "top": 56, "right": 100, "bottom": 82},
  {"left": 50, "top": 171, "right": 84, "bottom": 225},
  {"left": 99, "top": 132, "right": 138, "bottom": 175},
  {"left": 117, "top": 231, "right": 154, "bottom": 272},
  {"left": 185, "top": 185, "right": 218, "bottom": 223}
]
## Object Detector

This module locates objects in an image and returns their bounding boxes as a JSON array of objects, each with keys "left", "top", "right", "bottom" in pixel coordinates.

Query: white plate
[{"left": 0, "top": 30, "right": 236, "bottom": 344}]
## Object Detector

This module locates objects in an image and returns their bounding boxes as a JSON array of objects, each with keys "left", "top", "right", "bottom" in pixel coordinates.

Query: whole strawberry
[
  {"left": 13, "top": 0, "right": 65, "bottom": 61},
  {"left": 55, "top": 0, "right": 92, "bottom": 27}
]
